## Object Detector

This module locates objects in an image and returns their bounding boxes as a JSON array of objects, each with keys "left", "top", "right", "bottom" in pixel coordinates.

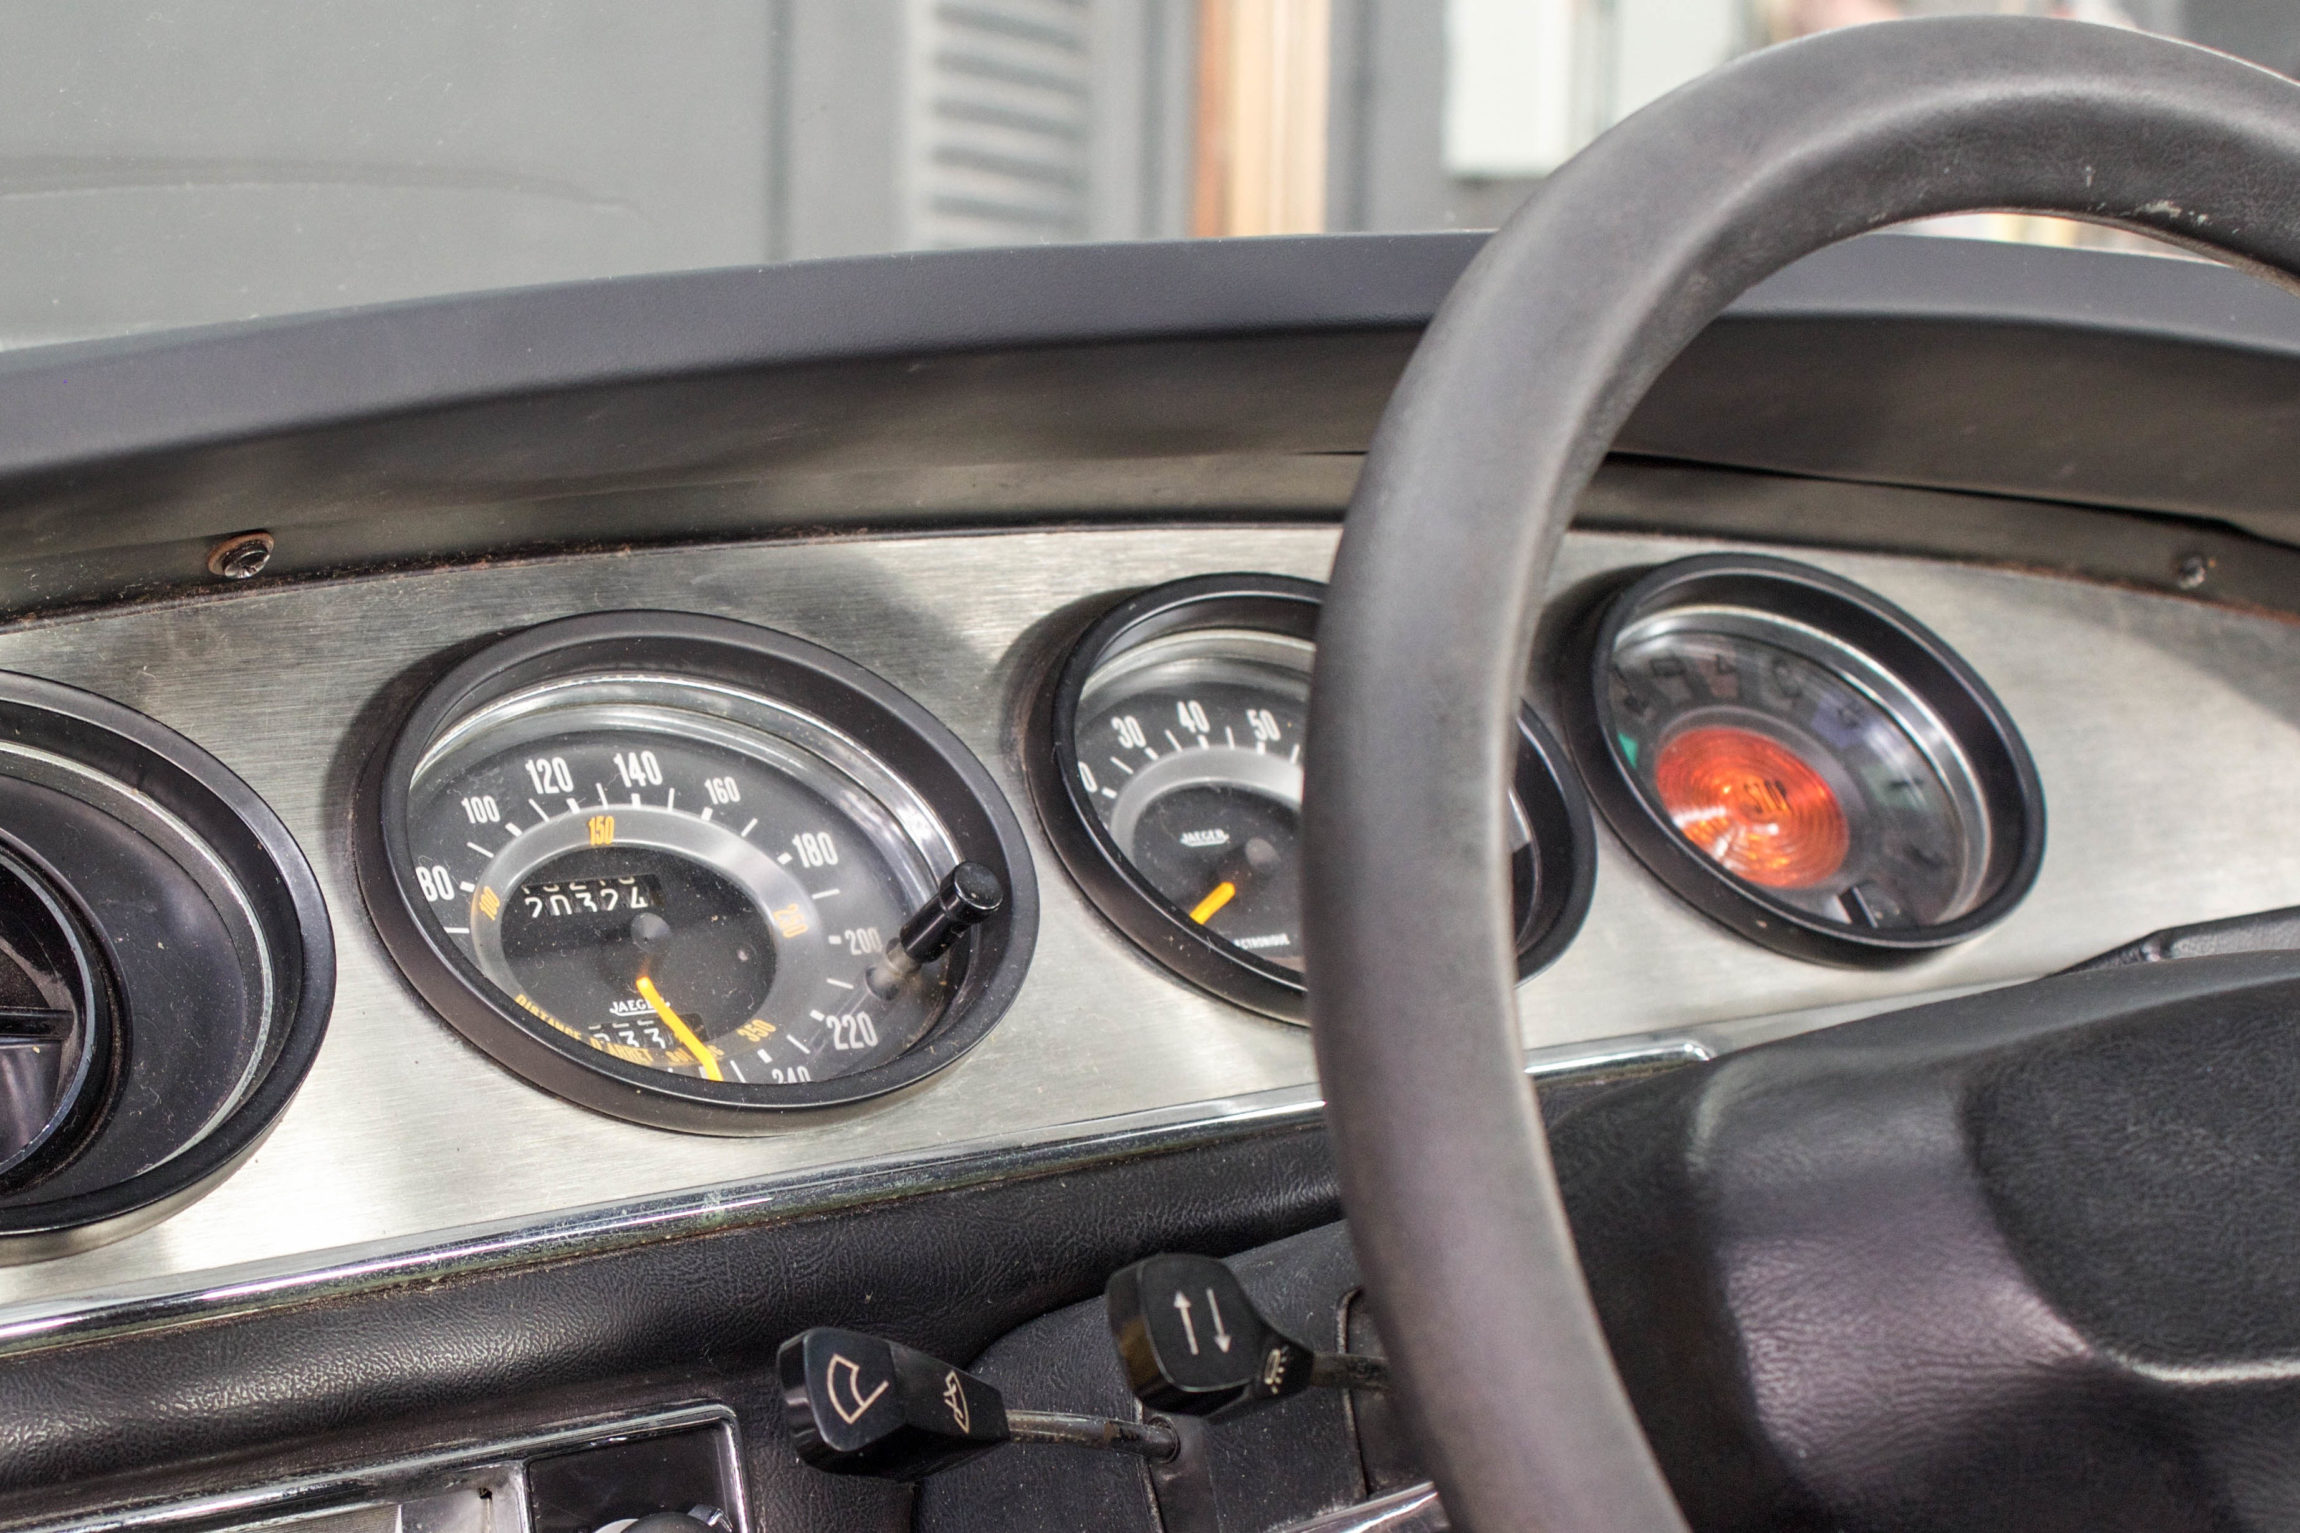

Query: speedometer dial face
[
  {"left": 408, "top": 719, "right": 937, "bottom": 1086},
  {"left": 1036, "top": 574, "right": 1594, "bottom": 1023},
  {"left": 364, "top": 613, "right": 1037, "bottom": 1128},
  {"left": 1571, "top": 554, "right": 2044, "bottom": 967}
]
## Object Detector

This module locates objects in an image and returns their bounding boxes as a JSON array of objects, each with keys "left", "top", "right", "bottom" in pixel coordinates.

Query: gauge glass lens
[
  {"left": 1076, "top": 630, "right": 1314, "bottom": 970},
  {"left": 405, "top": 683, "right": 952, "bottom": 1088},
  {"left": 0, "top": 851, "right": 100, "bottom": 1177},
  {"left": 1608, "top": 610, "right": 1988, "bottom": 929}
]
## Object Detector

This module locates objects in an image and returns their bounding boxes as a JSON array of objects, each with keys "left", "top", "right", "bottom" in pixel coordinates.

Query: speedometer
[{"left": 361, "top": 612, "right": 1036, "bottom": 1128}]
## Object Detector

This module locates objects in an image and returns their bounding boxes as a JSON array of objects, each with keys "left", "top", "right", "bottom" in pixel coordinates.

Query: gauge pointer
[
  {"left": 1187, "top": 881, "right": 1236, "bottom": 925},
  {"left": 634, "top": 972, "right": 723, "bottom": 1082}
]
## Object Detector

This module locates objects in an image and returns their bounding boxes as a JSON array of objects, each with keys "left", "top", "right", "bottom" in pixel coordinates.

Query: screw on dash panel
[
  {"left": 2174, "top": 552, "right": 2213, "bottom": 591},
  {"left": 206, "top": 530, "right": 276, "bottom": 581}
]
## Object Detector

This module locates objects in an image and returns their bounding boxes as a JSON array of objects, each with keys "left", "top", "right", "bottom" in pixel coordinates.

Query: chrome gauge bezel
[
  {"left": 0, "top": 674, "right": 333, "bottom": 1262},
  {"left": 359, "top": 612, "right": 1038, "bottom": 1129},
  {"left": 1565, "top": 553, "right": 2045, "bottom": 967},
  {"left": 1031, "top": 573, "right": 1596, "bottom": 1024}
]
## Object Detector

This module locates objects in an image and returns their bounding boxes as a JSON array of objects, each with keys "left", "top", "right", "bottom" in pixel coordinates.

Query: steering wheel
[{"left": 1302, "top": 17, "right": 2300, "bottom": 1533}]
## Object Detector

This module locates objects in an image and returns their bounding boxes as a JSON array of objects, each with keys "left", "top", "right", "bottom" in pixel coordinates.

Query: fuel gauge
[{"left": 1035, "top": 574, "right": 1593, "bottom": 1023}]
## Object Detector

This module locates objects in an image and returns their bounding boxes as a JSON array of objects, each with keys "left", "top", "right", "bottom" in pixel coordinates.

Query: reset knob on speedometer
[{"left": 360, "top": 612, "right": 1037, "bottom": 1128}]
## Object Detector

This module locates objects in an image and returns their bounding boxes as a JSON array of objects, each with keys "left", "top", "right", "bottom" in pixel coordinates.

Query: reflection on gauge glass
[
  {"left": 1610, "top": 616, "right": 1986, "bottom": 928},
  {"left": 407, "top": 699, "right": 945, "bottom": 1086},
  {"left": 1038, "top": 574, "right": 1595, "bottom": 1023},
  {"left": 0, "top": 847, "right": 107, "bottom": 1184},
  {"left": 368, "top": 613, "right": 1037, "bottom": 1128},
  {"left": 1574, "top": 554, "right": 2043, "bottom": 967}
]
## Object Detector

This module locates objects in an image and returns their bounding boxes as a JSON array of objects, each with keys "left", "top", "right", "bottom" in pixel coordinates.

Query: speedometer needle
[
  {"left": 635, "top": 973, "right": 723, "bottom": 1082},
  {"left": 1188, "top": 881, "right": 1237, "bottom": 925}
]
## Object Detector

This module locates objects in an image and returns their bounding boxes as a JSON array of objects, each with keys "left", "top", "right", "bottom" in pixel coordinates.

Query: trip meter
[
  {"left": 1032, "top": 574, "right": 1594, "bottom": 1022},
  {"left": 362, "top": 612, "right": 1036, "bottom": 1128}
]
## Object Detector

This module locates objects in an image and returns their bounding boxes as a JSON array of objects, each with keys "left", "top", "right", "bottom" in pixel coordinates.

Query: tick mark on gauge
[
  {"left": 700, "top": 807, "right": 713, "bottom": 822},
  {"left": 565, "top": 797, "right": 583, "bottom": 815},
  {"left": 458, "top": 880, "right": 475, "bottom": 893},
  {"left": 791, "top": 1037, "right": 814, "bottom": 1055},
  {"left": 778, "top": 852, "right": 793, "bottom": 864},
  {"left": 826, "top": 977, "right": 854, "bottom": 990},
  {"left": 529, "top": 799, "right": 550, "bottom": 822},
  {"left": 667, "top": 788, "right": 676, "bottom": 809},
  {"left": 742, "top": 818, "right": 759, "bottom": 838},
  {"left": 441, "top": 925, "right": 470, "bottom": 935},
  {"left": 630, "top": 792, "right": 642, "bottom": 807},
  {"left": 466, "top": 841, "right": 494, "bottom": 858},
  {"left": 1109, "top": 756, "right": 1135, "bottom": 776},
  {"left": 1165, "top": 729, "right": 1185, "bottom": 753},
  {"left": 812, "top": 888, "right": 840, "bottom": 900}
]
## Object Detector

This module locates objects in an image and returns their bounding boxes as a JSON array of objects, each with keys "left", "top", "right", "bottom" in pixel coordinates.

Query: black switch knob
[
  {"left": 1106, "top": 1253, "right": 1389, "bottom": 1417},
  {"left": 780, "top": 1325, "right": 1180, "bottom": 1482},
  {"left": 866, "top": 861, "right": 1005, "bottom": 996},
  {"left": 779, "top": 1327, "right": 1009, "bottom": 1480}
]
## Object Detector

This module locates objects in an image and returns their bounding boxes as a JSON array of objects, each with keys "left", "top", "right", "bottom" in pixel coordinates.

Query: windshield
[{"left": 1, "top": 0, "right": 2283, "bottom": 352}]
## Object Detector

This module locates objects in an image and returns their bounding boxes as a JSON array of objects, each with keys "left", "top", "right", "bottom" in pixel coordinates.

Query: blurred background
[{"left": 0, "top": 0, "right": 2291, "bottom": 349}]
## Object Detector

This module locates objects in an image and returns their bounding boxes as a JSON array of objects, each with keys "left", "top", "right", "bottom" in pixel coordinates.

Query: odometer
[{"left": 363, "top": 613, "right": 1037, "bottom": 1127}]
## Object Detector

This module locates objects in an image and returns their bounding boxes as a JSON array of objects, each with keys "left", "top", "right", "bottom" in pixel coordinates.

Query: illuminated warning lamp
[{"left": 1652, "top": 726, "right": 1848, "bottom": 889}]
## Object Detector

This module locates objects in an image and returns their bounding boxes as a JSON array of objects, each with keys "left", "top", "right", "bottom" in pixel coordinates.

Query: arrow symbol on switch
[
  {"left": 1173, "top": 1289, "right": 1201, "bottom": 1355},
  {"left": 1207, "top": 1289, "right": 1233, "bottom": 1354}
]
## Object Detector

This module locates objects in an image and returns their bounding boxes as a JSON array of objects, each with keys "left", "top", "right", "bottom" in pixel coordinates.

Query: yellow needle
[
  {"left": 1188, "top": 881, "right": 1238, "bottom": 925},
  {"left": 635, "top": 973, "right": 722, "bottom": 1081}
]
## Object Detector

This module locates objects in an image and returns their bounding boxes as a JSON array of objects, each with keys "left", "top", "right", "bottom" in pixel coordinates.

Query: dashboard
[
  {"left": 2, "top": 229, "right": 2300, "bottom": 1530},
  {"left": 0, "top": 514, "right": 2294, "bottom": 1324}
]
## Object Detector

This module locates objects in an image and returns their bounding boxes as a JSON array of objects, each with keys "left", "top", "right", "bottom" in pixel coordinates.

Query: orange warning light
[{"left": 1652, "top": 726, "right": 1848, "bottom": 889}]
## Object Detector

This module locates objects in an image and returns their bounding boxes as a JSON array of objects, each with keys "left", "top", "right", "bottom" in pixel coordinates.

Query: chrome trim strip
[
  {"left": 1273, "top": 1483, "right": 1447, "bottom": 1533},
  {"left": 22, "top": 1404, "right": 743, "bottom": 1533},
  {"left": 0, "top": 1035, "right": 1707, "bottom": 1359}
]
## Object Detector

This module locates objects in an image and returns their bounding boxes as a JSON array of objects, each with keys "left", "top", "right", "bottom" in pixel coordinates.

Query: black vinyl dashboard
[{"left": 0, "top": 230, "right": 2298, "bottom": 1530}]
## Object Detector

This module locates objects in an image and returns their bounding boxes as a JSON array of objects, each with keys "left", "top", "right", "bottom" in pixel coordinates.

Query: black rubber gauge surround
[
  {"left": 1565, "top": 554, "right": 2043, "bottom": 966},
  {"left": 359, "top": 611, "right": 1038, "bottom": 1129},
  {"left": 1031, "top": 574, "right": 1595, "bottom": 1022},
  {"left": 0, "top": 674, "right": 333, "bottom": 1263}
]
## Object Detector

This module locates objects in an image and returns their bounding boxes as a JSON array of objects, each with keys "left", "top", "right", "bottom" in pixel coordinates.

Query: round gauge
[
  {"left": 0, "top": 673, "right": 332, "bottom": 1263},
  {"left": 361, "top": 613, "right": 1036, "bottom": 1128},
  {"left": 1565, "top": 553, "right": 2043, "bottom": 966},
  {"left": 1033, "top": 574, "right": 1594, "bottom": 1022}
]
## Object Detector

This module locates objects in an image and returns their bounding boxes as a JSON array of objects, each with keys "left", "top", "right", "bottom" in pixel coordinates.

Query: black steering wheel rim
[{"left": 1300, "top": 18, "right": 2300, "bottom": 1532}]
